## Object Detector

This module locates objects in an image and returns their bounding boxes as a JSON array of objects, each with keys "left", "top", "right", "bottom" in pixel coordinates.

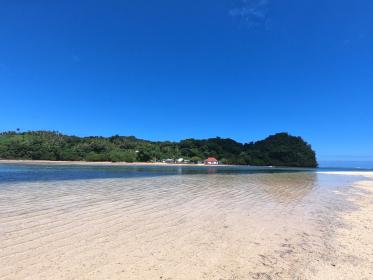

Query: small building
[{"left": 204, "top": 157, "right": 219, "bottom": 165}]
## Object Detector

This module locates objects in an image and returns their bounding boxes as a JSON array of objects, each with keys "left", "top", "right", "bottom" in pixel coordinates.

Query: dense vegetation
[{"left": 0, "top": 131, "right": 318, "bottom": 167}]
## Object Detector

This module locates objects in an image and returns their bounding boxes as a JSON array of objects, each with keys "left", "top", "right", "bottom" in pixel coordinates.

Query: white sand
[
  {"left": 0, "top": 159, "right": 209, "bottom": 167},
  {"left": 304, "top": 177, "right": 373, "bottom": 279},
  {"left": 317, "top": 171, "right": 373, "bottom": 178},
  {"left": 0, "top": 172, "right": 372, "bottom": 279}
]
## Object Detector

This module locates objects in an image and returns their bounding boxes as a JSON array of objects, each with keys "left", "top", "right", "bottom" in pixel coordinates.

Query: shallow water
[
  {"left": 0, "top": 163, "right": 316, "bottom": 183},
  {"left": 0, "top": 164, "right": 364, "bottom": 279}
]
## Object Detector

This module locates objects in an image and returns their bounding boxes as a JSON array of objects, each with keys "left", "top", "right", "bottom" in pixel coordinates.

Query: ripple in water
[{"left": 0, "top": 168, "right": 361, "bottom": 279}]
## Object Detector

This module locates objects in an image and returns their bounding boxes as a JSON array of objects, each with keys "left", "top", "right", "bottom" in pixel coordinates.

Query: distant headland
[{"left": 0, "top": 131, "right": 318, "bottom": 168}]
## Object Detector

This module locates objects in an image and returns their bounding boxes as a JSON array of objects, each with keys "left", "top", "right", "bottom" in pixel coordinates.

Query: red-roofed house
[{"left": 204, "top": 157, "right": 219, "bottom": 165}]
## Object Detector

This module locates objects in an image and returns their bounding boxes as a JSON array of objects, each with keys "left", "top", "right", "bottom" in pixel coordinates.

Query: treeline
[{"left": 0, "top": 131, "right": 318, "bottom": 167}]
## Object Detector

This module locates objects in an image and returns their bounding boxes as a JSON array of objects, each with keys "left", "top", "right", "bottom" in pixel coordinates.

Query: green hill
[{"left": 0, "top": 131, "right": 317, "bottom": 167}]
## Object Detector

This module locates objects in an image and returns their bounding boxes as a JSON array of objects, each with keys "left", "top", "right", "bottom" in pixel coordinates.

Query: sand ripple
[{"left": 0, "top": 172, "right": 372, "bottom": 279}]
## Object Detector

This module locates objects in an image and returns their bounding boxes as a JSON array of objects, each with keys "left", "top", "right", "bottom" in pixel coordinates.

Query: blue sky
[{"left": 0, "top": 0, "right": 372, "bottom": 161}]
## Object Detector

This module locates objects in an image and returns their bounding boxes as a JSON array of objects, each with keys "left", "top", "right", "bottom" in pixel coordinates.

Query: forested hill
[{"left": 0, "top": 131, "right": 318, "bottom": 167}]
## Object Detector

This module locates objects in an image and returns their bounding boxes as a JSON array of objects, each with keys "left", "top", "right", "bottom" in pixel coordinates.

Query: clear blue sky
[{"left": 0, "top": 1, "right": 372, "bottom": 161}]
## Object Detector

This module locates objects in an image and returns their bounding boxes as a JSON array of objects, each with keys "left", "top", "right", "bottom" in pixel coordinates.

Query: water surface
[
  {"left": 0, "top": 164, "right": 364, "bottom": 279},
  {"left": 0, "top": 163, "right": 317, "bottom": 183}
]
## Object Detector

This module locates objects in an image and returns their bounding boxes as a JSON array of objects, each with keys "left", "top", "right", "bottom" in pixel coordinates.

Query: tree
[{"left": 0, "top": 131, "right": 318, "bottom": 167}]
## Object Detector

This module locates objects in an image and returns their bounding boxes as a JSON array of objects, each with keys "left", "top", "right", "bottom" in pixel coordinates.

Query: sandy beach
[
  {"left": 304, "top": 176, "right": 373, "bottom": 279},
  {"left": 2, "top": 0, "right": 372, "bottom": 278},
  {"left": 0, "top": 169, "right": 372, "bottom": 279},
  {"left": 0, "top": 159, "right": 210, "bottom": 167},
  {"left": 318, "top": 171, "right": 373, "bottom": 177}
]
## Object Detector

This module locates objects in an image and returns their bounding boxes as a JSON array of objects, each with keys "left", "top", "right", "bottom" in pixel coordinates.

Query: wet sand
[
  {"left": 304, "top": 175, "right": 373, "bottom": 279},
  {"left": 0, "top": 172, "right": 372, "bottom": 279}
]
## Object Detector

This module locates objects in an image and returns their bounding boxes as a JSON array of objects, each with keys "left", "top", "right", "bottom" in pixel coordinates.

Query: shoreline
[
  {"left": 2, "top": 160, "right": 373, "bottom": 173},
  {"left": 0, "top": 159, "right": 228, "bottom": 167},
  {"left": 304, "top": 177, "right": 373, "bottom": 279},
  {"left": 0, "top": 163, "right": 372, "bottom": 279},
  {"left": 317, "top": 171, "right": 373, "bottom": 178},
  {"left": 2, "top": 160, "right": 373, "bottom": 174}
]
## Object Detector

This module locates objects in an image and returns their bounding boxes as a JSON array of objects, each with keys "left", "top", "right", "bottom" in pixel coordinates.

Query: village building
[{"left": 204, "top": 157, "right": 219, "bottom": 165}]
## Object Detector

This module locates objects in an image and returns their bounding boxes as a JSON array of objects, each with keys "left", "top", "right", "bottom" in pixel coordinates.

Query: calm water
[
  {"left": 0, "top": 163, "right": 366, "bottom": 279},
  {"left": 0, "top": 163, "right": 366, "bottom": 184},
  {"left": 0, "top": 164, "right": 314, "bottom": 183}
]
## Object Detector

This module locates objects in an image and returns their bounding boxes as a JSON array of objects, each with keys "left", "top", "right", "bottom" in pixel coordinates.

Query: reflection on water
[
  {"left": 0, "top": 171, "right": 352, "bottom": 221},
  {"left": 0, "top": 163, "right": 313, "bottom": 183},
  {"left": 0, "top": 165, "right": 361, "bottom": 280}
]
